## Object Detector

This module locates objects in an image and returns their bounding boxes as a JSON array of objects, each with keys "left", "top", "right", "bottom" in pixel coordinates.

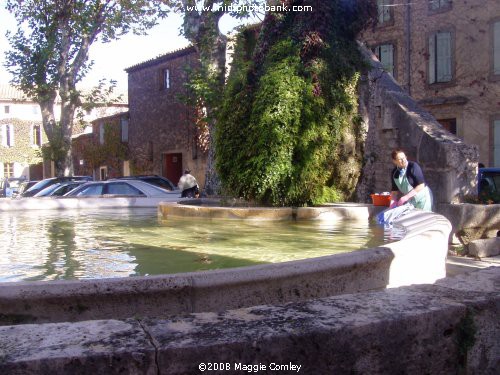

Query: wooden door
[{"left": 163, "top": 153, "right": 183, "bottom": 186}]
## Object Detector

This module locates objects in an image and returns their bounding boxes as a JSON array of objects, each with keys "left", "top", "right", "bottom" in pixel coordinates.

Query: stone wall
[
  {"left": 357, "top": 46, "right": 479, "bottom": 204},
  {"left": 359, "top": 0, "right": 500, "bottom": 167},
  {"left": 72, "top": 112, "right": 129, "bottom": 179},
  {"left": 126, "top": 47, "right": 208, "bottom": 187},
  {"left": 0, "top": 267, "right": 497, "bottom": 374}
]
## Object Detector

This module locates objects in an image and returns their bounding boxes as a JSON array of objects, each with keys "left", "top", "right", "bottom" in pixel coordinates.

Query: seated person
[{"left": 178, "top": 169, "right": 199, "bottom": 198}]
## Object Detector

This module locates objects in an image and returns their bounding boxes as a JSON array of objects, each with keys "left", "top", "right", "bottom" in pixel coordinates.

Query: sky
[{"left": 0, "top": 3, "right": 243, "bottom": 92}]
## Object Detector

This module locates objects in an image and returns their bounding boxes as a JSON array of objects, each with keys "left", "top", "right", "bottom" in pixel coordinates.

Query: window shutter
[
  {"left": 159, "top": 69, "right": 164, "bottom": 90},
  {"left": 429, "top": 35, "right": 436, "bottom": 83},
  {"left": 164, "top": 69, "right": 170, "bottom": 89},
  {"left": 99, "top": 123, "right": 104, "bottom": 144},
  {"left": 494, "top": 120, "right": 500, "bottom": 167},
  {"left": 436, "top": 32, "right": 452, "bottom": 82},
  {"left": 377, "top": 0, "right": 385, "bottom": 23},
  {"left": 6, "top": 124, "right": 14, "bottom": 147},
  {"left": 121, "top": 118, "right": 129, "bottom": 142},
  {"left": 380, "top": 44, "right": 394, "bottom": 76},
  {"left": 494, "top": 22, "right": 500, "bottom": 75}
]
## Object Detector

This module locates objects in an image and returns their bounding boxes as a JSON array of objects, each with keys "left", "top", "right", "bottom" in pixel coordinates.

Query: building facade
[
  {"left": 125, "top": 46, "right": 208, "bottom": 188},
  {"left": 0, "top": 84, "right": 127, "bottom": 180},
  {"left": 72, "top": 112, "right": 130, "bottom": 180},
  {"left": 360, "top": 0, "right": 500, "bottom": 167}
]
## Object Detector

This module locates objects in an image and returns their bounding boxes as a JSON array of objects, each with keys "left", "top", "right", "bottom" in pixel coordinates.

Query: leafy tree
[
  {"left": 4, "top": 0, "right": 170, "bottom": 176},
  {"left": 174, "top": 0, "right": 263, "bottom": 194},
  {"left": 216, "top": 0, "right": 377, "bottom": 206}
]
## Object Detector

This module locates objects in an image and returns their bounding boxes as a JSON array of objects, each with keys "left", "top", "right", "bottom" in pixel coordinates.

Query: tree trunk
[
  {"left": 182, "top": 1, "right": 227, "bottom": 195},
  {"left": 39, "top": 93, "right": 77, "bottom": 177}
]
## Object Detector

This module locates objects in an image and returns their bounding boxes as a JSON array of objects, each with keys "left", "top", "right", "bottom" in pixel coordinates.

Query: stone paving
[{"left": 446, "top": 254, "right": 500, "bottom": 277}]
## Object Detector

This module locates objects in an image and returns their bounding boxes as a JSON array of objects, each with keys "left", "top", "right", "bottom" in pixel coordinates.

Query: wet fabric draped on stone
[{"left": 377, "top": 204, "right": 415, "bottom": 226}]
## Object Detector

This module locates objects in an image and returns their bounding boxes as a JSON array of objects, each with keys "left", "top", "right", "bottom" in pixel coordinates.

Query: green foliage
[
  {"left": 311, "top": 186, "right": 344, "bottom": 206},
  {"left": 0, "top": 119, "right": 43, "bottom": 165},
  {"left": 80, "top": 123, "right": 129, "bottom": 169},
  {"left": 4, "top": 0, "right": 169, "bottom": 175},
  {"left": 216, "top": 0, "right": 376, "bottom": 206}
]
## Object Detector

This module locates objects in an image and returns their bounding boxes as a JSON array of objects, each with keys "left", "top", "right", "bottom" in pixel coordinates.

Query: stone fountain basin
[{"left": 0, "top": 201, "right": 451, "bottom": 326}]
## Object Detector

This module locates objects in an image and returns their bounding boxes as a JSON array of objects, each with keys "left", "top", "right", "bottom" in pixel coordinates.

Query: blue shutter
[
  {"left": 380, "top": 44, "right": 394, "bottom": 76},
  {"left": 494, "top": 120, "right": 500, "bottom": 167},
  {"left": 436, "top": 32, "right": 452, "bottom": 82},
  {"left": 429, "top": 35, "right": 436, "bottom": 83},
  {"left": 494, "top": 22, "right": 500, "bottom": 75}
]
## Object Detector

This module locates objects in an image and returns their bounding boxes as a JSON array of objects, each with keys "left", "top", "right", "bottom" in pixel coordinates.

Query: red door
[{"left": 163, "top": 153, "right": 183, "bottom": 186}]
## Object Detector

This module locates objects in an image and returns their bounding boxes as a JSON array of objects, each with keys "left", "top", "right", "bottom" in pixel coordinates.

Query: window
[
  {"left": 494, "top": 21, "right": 500, "bottom": 76},
  {"left": 107, "top": 182, "right": 144, "bottom": 196},
  {"left": 3, "top": 162, "right": 14, "bottom": 177},
  {"left": 437, "top": 118, "right": 456, "bottom": 135},
  {"left": 494, "top": 120, "right": 500, "bottom": 167},
  {"left": 32, "top": 105, "right": 39, "bottom": 115},
  {"left": 4, "top": 105, "right": 9, "bottom": 114},
  {"left": 377, "top": 0, "right": 392, "bottom": 25},
  {"left": 32, "top": 124, "right": 42, "bottom": 146},
  {"left": 374, "top": 44, "right": 395, "bottom": 77},
  {"left": 99, "top": 122, "right": 104, "bottom": 144},
  {"left": 429, "top": 0, "right": 451, "bottom": 11},
  {"left": 123, "top": 160, "right": 130, "bottom": 177},
  {"left": 99, "top": 166, "right": 107, "bottom": 180},
  {"left": 74, "top": 184, "right": 104, "bottom": 196},
  {"left": 1, "top": 124, "right": 15, "bottom": 147},
  {"left": 163, "top": 68, "right": 170, "bottom": 90},
  {"left": 121, "top": 117, "right": 129, "bottom": 142},
  {"left": 429, "top": 31, "right": 453, "bottom": 84}
]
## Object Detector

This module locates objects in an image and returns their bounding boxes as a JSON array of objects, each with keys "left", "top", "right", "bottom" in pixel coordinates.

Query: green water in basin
[{"left": 0, "top": 208, "right": 398, "bottom": 282}]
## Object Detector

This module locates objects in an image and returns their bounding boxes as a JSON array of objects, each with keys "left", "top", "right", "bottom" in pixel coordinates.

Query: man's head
[{"left": 184, "top": 169, "right": 191, "bottom": 174}]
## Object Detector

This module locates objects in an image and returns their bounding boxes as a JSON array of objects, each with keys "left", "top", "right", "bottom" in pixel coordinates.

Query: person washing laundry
[
  {"left": 389, "top": 149, "right": 432, "bottom": 211},
  {"left": 178, "top": 169, "right": 199, "bottom": 198}
]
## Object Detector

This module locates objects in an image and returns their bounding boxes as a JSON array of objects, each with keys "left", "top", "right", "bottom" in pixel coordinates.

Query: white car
[
  {"left": 64, "top": 179, "right": 177, "bottom": 198},
  {"left": 0, "top": 180, "right": 182, "bottom": 211}
]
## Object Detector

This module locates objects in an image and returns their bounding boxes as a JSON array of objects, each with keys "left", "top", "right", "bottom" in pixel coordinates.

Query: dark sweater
[{"left": 391, "top": 161, "right": 425, "bottom": 191}]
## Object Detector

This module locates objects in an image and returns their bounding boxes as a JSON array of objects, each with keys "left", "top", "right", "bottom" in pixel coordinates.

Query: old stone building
[
  {"left": 360, "top": 0, "right": 500, "bottom": 167},
  {"left": 72, "top": 111, "right": 130, "bottom": 180},
  {"left": 125, "top": 46, "right": 208, "bottom": 188},
  {"left": 0, "top": 84, "right": 127, "bottom": 180}
]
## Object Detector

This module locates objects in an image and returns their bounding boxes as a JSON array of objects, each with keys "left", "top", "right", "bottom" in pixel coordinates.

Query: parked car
[
  {"left": 478, "top": 167, "right": 500, "bottom": 203},
  {"left": 64, "top": 179, "right": 179, "bottom": 199},
  {"left": 114, "top": 175, "right": 177, "bottom": 191},
  {"left": 14, "top": 180, "right": 39, "bottom": 197},
  {"left": 0, "top": 177, "right": 26, "bottom": 197},
  {"left": 0, "top": 180, "right": 181, "bottom": 211},
  {"left": 33, "top": 181, "right": 87, "bottom": 197},
  {"left": 21, "top": 176, "right": 92, "bottom": 197}
]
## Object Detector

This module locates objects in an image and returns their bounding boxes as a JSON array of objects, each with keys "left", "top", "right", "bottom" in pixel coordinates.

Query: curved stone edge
[
  {"left": 0, "top": 211, "right": 451, "bottom": 326},
  {"left": 159, "top": 201, "right": 294, "bottom": 220},
  {"left": 0, "top": 267, "right": 498, "bottom": 375},
  {"left": 158, "top": 200, "right": 386, "bottom": 221}
]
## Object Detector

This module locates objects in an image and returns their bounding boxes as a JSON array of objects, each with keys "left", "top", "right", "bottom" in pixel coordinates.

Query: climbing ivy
[{"left": 216, "top": 0, "right": 376, "bottom": 206}]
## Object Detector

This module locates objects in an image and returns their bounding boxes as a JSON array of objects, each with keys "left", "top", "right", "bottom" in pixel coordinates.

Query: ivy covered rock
[{"left": 216, "top": 0, "right": 375, "bottom": 206}]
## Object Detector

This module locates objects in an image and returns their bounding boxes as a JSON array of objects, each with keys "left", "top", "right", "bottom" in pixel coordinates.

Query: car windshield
[
  {"left": 70, "top": 184, "right": 104, "bottom": 196},
  {"left": 52, "top": 183, "right": 82, "bottom": 196},
  {"left": 24, "top": 179, "right": 55, "bottom": 194},
  {"left": 34, "top": 183, "right": 61, "bottom": 197}
]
